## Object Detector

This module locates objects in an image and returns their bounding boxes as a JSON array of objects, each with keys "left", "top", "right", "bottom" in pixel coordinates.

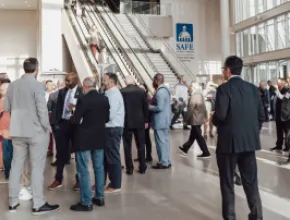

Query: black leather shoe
[
  {"left": 270, "top": 146, "right": 282, "bottom": 151},
  {"left": 70, "top": 202, "right": 93, "bottom": 212},
  {"left": 138, "top": 166, "right": 147, "bottom": 174},
  {"left": 92, "top": 198, "right": 105, "bottom": 207},
  {"left": 126, "top": 170, "right": 133, "bottom": 175},
  {"left": 145, "top": 158, "right": 153, "bottom": 162},
  {"left": 152, "top": 163, "right": 169, "bottom": 169},
  {"left": 51, "top": 161, "right": 57, "bottom": 166},
  {"left": 32, "top": 203, "right": 60, "bottom": 215},
  {"left": 133, "top": 158, "right": 139, "bottom": 162},
  {"left": 9, "top": 203, "right": 20, "bottom": 212}
]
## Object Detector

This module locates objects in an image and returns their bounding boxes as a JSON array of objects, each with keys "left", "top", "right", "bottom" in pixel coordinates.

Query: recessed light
[
  {"left": 28, "top": 5, "right": 30, "bottom": 7},
  {"left": 1, "top": 4, "right": 4, "bottom": 6},
  {"left": 25, "top": 1, "right": 28, "bottom": 3}
]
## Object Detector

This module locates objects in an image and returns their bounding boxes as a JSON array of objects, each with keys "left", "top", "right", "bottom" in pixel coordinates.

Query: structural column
[
  {"left": 38, "top": 0, "right": 63, "bottom": 73},
  {"left": 220, "top": 0, "right": 231, "bottom": 62}
]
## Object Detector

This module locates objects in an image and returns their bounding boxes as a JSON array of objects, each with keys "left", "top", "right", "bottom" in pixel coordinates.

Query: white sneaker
[{"left": 18, "top": 187, "right": 33, "bottom": 201}]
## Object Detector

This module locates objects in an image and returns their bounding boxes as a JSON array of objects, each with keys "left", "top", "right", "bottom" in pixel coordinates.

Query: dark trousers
[
  {"left": 171, "top": 109, "right": 186, "bottom": 126},
  {"left": 122, "top": 128, "right": 147, "bottom": 172},
  {"left": 145, "top": 127, "right": 152, "bottom": 160},
  {"left": 105, "top": 127, "right": 123, "bottom": 189},
  {"left": 2, "top": 138, "right": 13, "bottom": 179},
  {"left": 276, "top": 119, "right": 286, "bottom": 149},
  {"left": 217, "top": 152, "right": 263, "bottom": 220},
  {"left": 183, "top": 125, "right": 210, "bottom": 155},
  {"left": 54, "top": 120, "right": 73, "bottom": 183}
]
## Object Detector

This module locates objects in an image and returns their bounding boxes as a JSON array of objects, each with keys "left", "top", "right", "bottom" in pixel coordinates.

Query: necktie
[{"left": 63, "top": 89, "right": 73, "bottom": 119}]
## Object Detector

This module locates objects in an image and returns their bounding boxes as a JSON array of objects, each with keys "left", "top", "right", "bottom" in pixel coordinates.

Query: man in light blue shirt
[{"left": 103, "top": 73, "right": 124, "bottom": 193}]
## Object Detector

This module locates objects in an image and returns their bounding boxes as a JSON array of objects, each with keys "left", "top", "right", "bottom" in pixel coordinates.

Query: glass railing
[{"left": 126, "top": 13, "right": 196, "bottom": 83}]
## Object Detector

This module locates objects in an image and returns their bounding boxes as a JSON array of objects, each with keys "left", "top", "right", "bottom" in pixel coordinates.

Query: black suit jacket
[
  {"left": 50, "top": 86, "right": 83, "bottom": 125},
  {"left": 121, "top": 84, "right": 149, "bottom": 129},
  {"left": 213, "top": 77, "right": 265, "bottom": 154},
  {"left": 71, "top": 90, "right": 110, "bottom": 152}
]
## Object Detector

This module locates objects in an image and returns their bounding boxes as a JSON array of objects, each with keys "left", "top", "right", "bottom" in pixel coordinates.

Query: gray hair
[
  {"left": 125, "top": 75, "right": 135, "bottom": 85},
  {"left": 83, "top": 77, "right": 96, "bottom": 88}
]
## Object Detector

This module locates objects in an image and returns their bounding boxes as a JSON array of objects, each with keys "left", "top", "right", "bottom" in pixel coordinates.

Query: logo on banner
[{"left": 176, "top": 23, "right": 194, "bottom": 53}]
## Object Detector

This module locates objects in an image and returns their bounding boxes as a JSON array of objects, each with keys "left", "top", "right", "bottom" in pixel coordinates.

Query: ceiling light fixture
[
  {"left": 28, "top": 5, "right": 31, "bottom": 7},
  {"left": 25, "top": 1, "right": 28, "bottom": 3}
]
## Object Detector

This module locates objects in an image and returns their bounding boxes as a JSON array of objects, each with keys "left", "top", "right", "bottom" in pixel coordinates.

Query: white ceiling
[{"left": 0, "top": 0, "right": 37, "bottom": 10}]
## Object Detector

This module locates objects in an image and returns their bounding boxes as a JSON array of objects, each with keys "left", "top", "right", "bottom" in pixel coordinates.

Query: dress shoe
[
  {"left": 138, "top": 166, "right": 147, "bottom": 174},
  {"left": 48, "top": 180, "right": 63, "bottom": 191},
  {"left": 145, "top": 158, "right": 153, "bottom": 162},
  {"left": 126, "top": 170, "right": 133, "bottom": 175},
  {"left": 9, "top": 203, "right": 20, "bottom": 212},
  {"left": 152, "top": 163, "right": 169, "bottom": 169},
  {"left": 270, "top": 146, "right": 282, "bottom": 151},
  {"left": 32, "top": 202, "right": 60, "bottom": 215},
  {"left": 92, "top": 198, "right": 105, "bottom": 207},
  {"left": 283, "top": 148, "right": 289, "bottom": 152},
  {"left": 134, "top": 158, "right": 139, "bottom": 162},
  {"left": 51, "top": 161, "right": 57, "bottom": 166},
  {"left": 179, "top": 146, "right": 188, "bottom": 156},
  {"left": 70, "top": 202, "right": 93, "bottom": 212}
]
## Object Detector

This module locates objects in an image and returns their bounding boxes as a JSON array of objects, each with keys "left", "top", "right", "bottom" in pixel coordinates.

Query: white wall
[
  {"left": 0, "top": 10, "right": 37, "bottom": 80},
  {"left": 161, "top": 0, "right": 221, "bottom": 78}
]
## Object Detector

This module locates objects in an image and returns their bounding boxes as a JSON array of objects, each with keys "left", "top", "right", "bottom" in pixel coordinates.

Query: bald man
[
  {"left": 149, "top": 74, "right": 172, "bottom": 169},
  {"left": 70, "top": 77, "right": 110, "bottom": 211},
  {"left": 121, "top": 76, "right": 148, "bottom": 175},
  {"left": 48, "top": 72, "right": 83, "bottom": 190}
]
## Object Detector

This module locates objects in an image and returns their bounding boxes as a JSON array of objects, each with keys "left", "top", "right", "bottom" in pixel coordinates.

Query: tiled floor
[{"left": 0, "top": 122, "right": 290, "bottom": 220}]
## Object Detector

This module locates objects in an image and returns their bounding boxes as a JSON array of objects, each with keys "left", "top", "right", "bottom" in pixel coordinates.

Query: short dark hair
[
  {"left": 105, "top": 72, "right": 118, "bottom": 85},
  {"left": 46, "top": 80, "right": 53, "bottom": 84},
  {"left": 23, "top": 58, "right": 38, "bottom": 74},
  {"left": 224, "top": 56, "right": 243, "bottom": 75},
  {"left": 0, "top": 78, "right": 11, "bottom": 84}
]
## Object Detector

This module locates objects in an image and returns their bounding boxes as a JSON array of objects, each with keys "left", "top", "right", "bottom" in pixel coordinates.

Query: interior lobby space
[{"left": 0, "top": 122, "right": 289, "bottom": 220}]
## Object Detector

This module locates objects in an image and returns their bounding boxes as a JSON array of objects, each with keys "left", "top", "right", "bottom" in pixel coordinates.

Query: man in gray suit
[
  {"left": 4, "top": 58, "right": 59, "bottom": 215},
  {"left": 149, "top": 73, "right": 172, "bottom": 169}
]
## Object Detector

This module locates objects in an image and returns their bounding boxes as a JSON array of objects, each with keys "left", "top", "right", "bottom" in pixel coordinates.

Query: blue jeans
[
  {"left": 2, "top": 138, "right": 13, "bottom": 179},
  {"left": 76, "top": 149, "right": 104, "bottom": 205},
  {"left": 105, "top": 127, "right": 123, "bottom": 189},
  {"left": 154, "top": 129, "right": 171, "bottom": 166}
]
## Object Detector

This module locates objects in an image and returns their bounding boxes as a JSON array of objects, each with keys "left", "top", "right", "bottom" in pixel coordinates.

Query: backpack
[{"left": 280, "top": 87, "right": 290, "bottom": 122}]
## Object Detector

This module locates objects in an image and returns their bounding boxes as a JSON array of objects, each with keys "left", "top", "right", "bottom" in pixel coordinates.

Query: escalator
[{"left": 62, "top": 7, "right": 127, "bottom": 87}]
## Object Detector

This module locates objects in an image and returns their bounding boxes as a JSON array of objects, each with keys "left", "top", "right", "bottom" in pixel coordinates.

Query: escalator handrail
[
  {"left": 65, "top": 8, "right": 99, "bottom": 83},
  {"left": 79, "top": 13, "right": 126, "bottom": 87},
  {"left": 84, "top": 5, "right": 137, "bottom": 87},
  {"left": 96, "top": 4, "right": 154, "bottom": 83}
]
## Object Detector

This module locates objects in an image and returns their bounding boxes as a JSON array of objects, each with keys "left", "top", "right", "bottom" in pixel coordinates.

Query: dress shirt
[
  {"left": 105, "top": 86, "right": 125, "bottom": 128},
  {"left": 174, "top": 83, "right": 188, "bottom": 103},
  {"left": 62, "top": 85, "right": 78, "bottom": 120}
]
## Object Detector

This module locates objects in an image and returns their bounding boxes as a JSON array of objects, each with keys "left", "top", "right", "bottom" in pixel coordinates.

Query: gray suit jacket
[
  {"left": 4, "top": 74, "right": 50, "bottom": 138},
  {"left": 149, "top": 84, "right": 171, "bottom": 130}
]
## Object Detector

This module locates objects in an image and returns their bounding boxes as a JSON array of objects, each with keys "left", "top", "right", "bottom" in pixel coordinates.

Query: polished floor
[{"left": 1, "top": 122, "right": 290, "bottom": 220}]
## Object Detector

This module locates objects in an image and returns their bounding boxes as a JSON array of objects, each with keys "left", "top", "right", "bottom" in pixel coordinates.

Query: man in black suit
[
  {"left": 213, "top": 56, "right": 265, "bottom": 220},
  {"left": 70, "top": 77, "right": 110, "bottom": 212},
  {"left": 121, "top": 75, "right": 148, "bottom": 175},
  {"left": 48, "top": 72, "right": 83, "bottom": 190}
]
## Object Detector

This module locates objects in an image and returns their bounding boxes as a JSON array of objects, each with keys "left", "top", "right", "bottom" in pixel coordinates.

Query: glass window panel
[
  {"left": 243, "top": 29, "right": 250, "bottom": 56},
  {"left": 257, "top": 63, "right": 267, "bottom": 82},
  {"left": 236, "top": 32, "right": 242, "bottom": 57},
  {"left": 249, "top": 26, "right": 257, "bottom": 55},
  {"left": 266, "top": 0, "right": 274, "bottom": 10},
  {"left": 266, "top": 19, "right": 275, "bottom": 51},
  {"left": 277, "top": 15, "right": 286, "bottom": 49},
  {"left": 257, "top": 23, "right": 266, "bottom": 53},
  {"left": 288, "top": 13, "right": 290, "bottom": 47},
  {"left": 268, "top": 62, "right": 278, "bottom": 82},
  {"left": 249, "top": 0, "right": 256, "bottom": 17},
  {"left": 243, "top": 66, "right": 253, "bottom": 82},
  {"left": 257, "top": 0, "right": 265, "bottom": 14}
]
